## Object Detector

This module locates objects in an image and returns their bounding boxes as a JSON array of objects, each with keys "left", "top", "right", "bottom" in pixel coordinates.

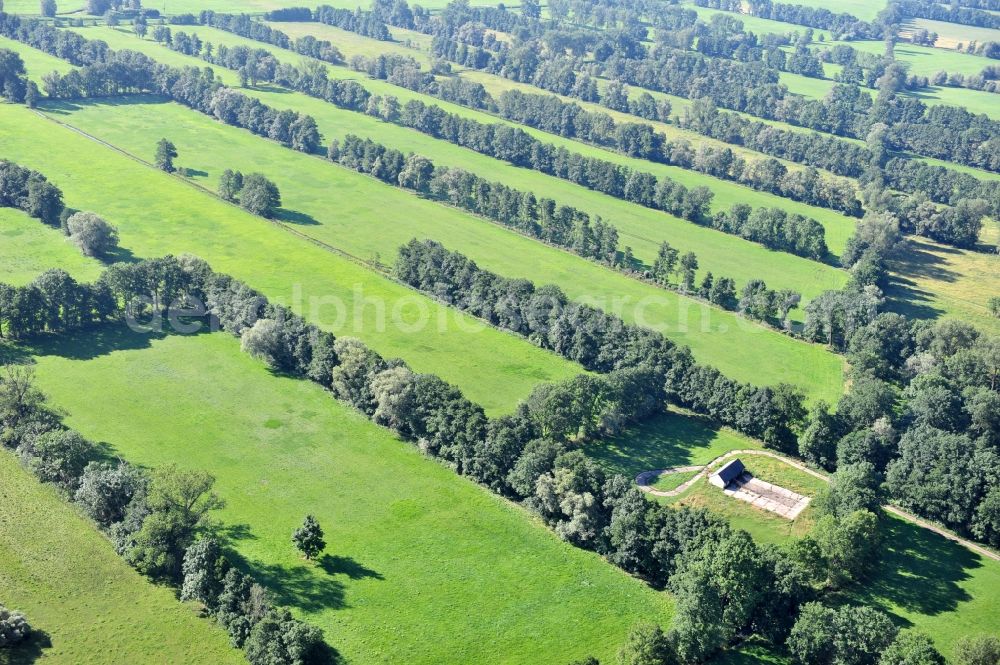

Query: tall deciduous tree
[{"left": 154, "top": 138, "right": 177, "bottom": 172}]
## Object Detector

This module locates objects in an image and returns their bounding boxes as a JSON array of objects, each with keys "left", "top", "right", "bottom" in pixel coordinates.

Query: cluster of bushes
[
  {"left": 0, "top": 359, "right": 326, "bottom": 663},
  {"left": 328, "top": 134, "right": 625, "bottom": 265},
  {"left": 0, "top": 605, "right": 31, "bottom": 648}
]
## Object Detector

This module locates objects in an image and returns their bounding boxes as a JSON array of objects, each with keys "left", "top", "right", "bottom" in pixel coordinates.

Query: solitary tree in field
[
  {"left": 292, "top": 515, "right": 325, "bottom": 560},
  {"left": 989, "top": 296, "right": 1000, "bottom": 319},
  {"left": 67, "top": 211, "right": 118, "bottom": 258},
  {"left": 40, "top": 0, "right": 57, "bottom": 17},
  {"left": 238, "top": 173, "right": 281, "bottom": 218},
  {"left": 154, "top": 138, "right": 177, "bottom": 172}
]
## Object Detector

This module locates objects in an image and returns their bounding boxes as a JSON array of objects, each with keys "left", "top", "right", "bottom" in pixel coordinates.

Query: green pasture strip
[
  {"left": 80, "top": 24, "right": 861, "bottom": 259},
  {"left": 0, "top": 102, "right": 581, "bottom": 415},
  {"left": 885, "top": 229, "right": 1000, "bottom": 337},
  {"left": 0, "top": 207, "right": 104, "bottom": 285},
  {"left": 37, "top": 94, "right": 847, "bottom": 403},
  {"left": 26, "top": 328, "right": 675, "bottom": 665},
  {"left": 0, "top": 450, "right": 243, "bottom": 664},
  {"left": 0, "top": 34, "right": 74, "bottom": 83}
]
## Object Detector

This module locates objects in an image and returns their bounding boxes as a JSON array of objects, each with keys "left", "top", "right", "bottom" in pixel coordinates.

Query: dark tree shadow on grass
[
  {"left": 23, "top": 320, "right": 214, "bottom": 362},
  {"left": 0, "top": 342, "right": 33, "bottom": 366},
  {"left": 229, "top": 553, "right": 349, "bottom": 613},
  {"left": 276, "top": 209, "right": 320, "bottom": 226},
  {"left": 319, "top": 554, "right": 385, "bottom": 581},
  {"left": 842, "top": 515, "right": 978, "bottom": 623},
  {"left": 582, "top": 409, "right": 717, "bottom": 477},
  {"left": 0, "top": 628, "right": 52, "bottom": 665},
  {"left": 100, "top": 244, "right": 140, "bottom": 265}
]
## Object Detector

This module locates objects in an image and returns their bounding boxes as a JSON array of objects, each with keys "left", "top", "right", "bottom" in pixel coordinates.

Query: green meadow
[
  {"left": 826, "top": 40, "right": 998, "bottom": 77},
  {"left": 0, "top": 102, "right": 582, "bottom": 415},
  {"left": 37, "top": 94, "right": 849, "bottom": 403},
  {"left": 81, "top": 24, "right": 861, "bottom": 261},
  {"left": 3, "top": 34, "right": 849, "bottom": 403},
  {"left": 886, "top": 225, "right": 1000, "bottom": 337},
  {"left": 0, "top": 451, "right": 243, "bottom": 664},
  {"left": 0, "top": 207, "right": 103, "bottom": 286},
  {"left": 25, "top": 327, "right": 675, "bottom": 665},
  {"left": 902, "top": 17, "right": 1000, "bottom": 50}
]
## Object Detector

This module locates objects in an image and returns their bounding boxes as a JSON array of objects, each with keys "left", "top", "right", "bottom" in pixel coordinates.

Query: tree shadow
[
  {"left": 0, "top": 628, "right": 52, "bottom": 665},
  {"left": 844, "top": 515, "right": 978, "bottom": 622},
  {"left": 0, "top": 342, "right": 33, "bottom": 366},
  {"left": 217, "top": 521, "right": 257, "bottom": 546},
  {"left": 319, "top": 554, "right": 385, "bottom": 581},
  {"left": 276, "top": 209, "right": 320, "bottom": 226},
  {"left": 22, "top": 321, "right": 214, "bottom": 362},
  {"left": 252, "top": 84, "right": 291, "bottom": 95},
  {"left": 100, "top": 244, "right": 141, "bottom": 265},
  {"left": 180, "top": 168, "right": 209, "bottom": 178},
  {"left": 582, "top": 408, "right": 717, "bottom": 477},
  {"left": 231, "top": 554, "right": 349, "bottom": 613}
]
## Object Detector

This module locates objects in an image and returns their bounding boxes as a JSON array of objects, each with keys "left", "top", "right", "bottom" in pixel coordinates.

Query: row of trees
[
  {"left": 194, "top": 10, "right": 345, "bottom": 64},
  {"left": 694, "top": 0, "right": 881, "bottom": 40},
  {"left": 328, "top": 133, "right": 807, "bottom": 331},
  {"left": 891, "top": 0, "right": 1000, "bottom": 29},
  {"left": 161, "top": 28, "right": 842, "bottom": 260},
  {"left": 329, "top": 134, "right": 625, "bottom": 265},
  {"left": 0, "top": 362, "right": 326, "bottom": 664},
  {"left": 394, "top": 238, "right": 809, "bottom": 452}
]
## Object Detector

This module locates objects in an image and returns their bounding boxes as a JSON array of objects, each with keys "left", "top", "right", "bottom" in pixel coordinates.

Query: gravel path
[{"left": 635, "top": 449, "right": 1000, "bottom": 562}]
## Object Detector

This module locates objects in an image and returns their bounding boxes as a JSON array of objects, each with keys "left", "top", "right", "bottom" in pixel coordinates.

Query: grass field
[
  {"left": 901, "top": 17, "right": 1000, "bottom": 50},
  {"left": 41, "top": 93, "right": 848, "bottom": 403},
  {"left": 4, "top": 34, "right": 850, "bottom": 403},
  {"left": 886, "top": 226, "right": 1000, "bottom": 336},
  {"left": 91, "top": 24, "right": 861, "bottom": 262},
  {"left": 0, "top": 450, "right": 243, "bottom": 664},
  {"left": 827, "top": 39, "right": 998, "bottom": 77},
  {"left": 24, "top": 327, "right": 675, "bottom": 665},
  {"left": 0, "top": 207, "right": 103, "bottom": 286},
  {"left": 584, "top": 408, "right": 762, "bottom": 479},
  {"left": 0, "top": 102, "right": 582, "bottom": 415}
]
